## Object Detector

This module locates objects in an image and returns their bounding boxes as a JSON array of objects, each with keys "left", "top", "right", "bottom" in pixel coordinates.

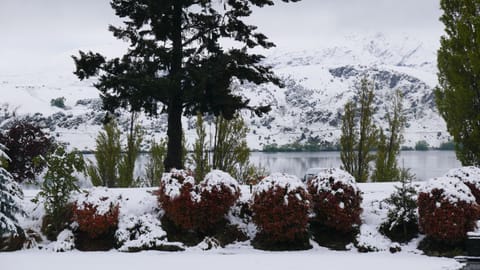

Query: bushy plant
[
  {"left": 307, "top": 168, "right": 362, "bottom": 234},
  {"left": 415, "top": 140, "right": 429, "bottom": 151},
  {"left": 144, "top": 138, "right": 167, "bottom": 187},
  {"left": 72, "top": 202, "right": 119, "bottom": 239},
  {"left": 37, "top": 146, "right": 85, "bottom": 240},
  {"left": 445, "top": 166, "right": 480, "bottom": 204},
  {"left": 0, "top": 120, "right": 54, "bottom": 183},
  {"left": 379, "top": 168, "right": 418, "bottom": 243},
  {"left": 0, "top": 143, "right": 25, "bottom": 250},
  {"left": 418, "top": 177, "right": 480, "bottom": 244},
  {"left": 158, "top": 169, "right": 240, "bottom": 235},
  {"left": 71, "top": 188, "right": 120, "bottom": 250},
  {"left": 50, "top": 97, "right": 66, "bottom": 109},
  {"left": 251, "top": 173, "right": 311, "bottom": 250}
]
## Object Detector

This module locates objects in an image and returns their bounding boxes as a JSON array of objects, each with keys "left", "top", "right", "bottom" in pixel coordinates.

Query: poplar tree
[
  {"left": 436, "top": 0, "right": 480, "bottom": 166},
  {"left": 373, "top": 90, "right": 406, "bottom": 182},
  {"left": 119, "top": 113, "right": 143, "bottom": 187},
  {"left": 73, "top": 0, "right": 301, "bottom": 171},
  {"left": 340, "top": 78, "right": 377, "bottom": 182},
  {"left": 192, "top": 113, "right": 210, "bottom": 182}
]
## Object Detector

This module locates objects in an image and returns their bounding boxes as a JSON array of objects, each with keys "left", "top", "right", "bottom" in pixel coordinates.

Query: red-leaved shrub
[
  {"left": 251, "top": 173, "right": 310, "bottom": 248},
  {"left": 158, "top": 169, "right": 240, "bottom": 234},
  {"left": 445, "top": 166, "right": 480, "bottom": 204},
  {"left": 72, "top": 202, "right": 119, "bottom": 239},
  {"left": 418, "top": 177, "right": 480, "bottom": 243},
  {"left": 307, "top": 168, "right": 362, "bottom": 233}
]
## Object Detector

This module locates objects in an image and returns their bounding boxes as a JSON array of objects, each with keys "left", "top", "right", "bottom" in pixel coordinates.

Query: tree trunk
[
  {"left": 164, "top": 2, "right": 184, "bottom": 171},
  {"left": 164, "top": 102, "right": 183, "bottom": 171}
]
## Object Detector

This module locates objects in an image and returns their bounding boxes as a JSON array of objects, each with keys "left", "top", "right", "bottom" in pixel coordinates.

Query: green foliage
[
  {"left": 435, "top": 0, "right": 480, "bottom": 166},
  {"left": 262, "top": 142, "right": 340, "bottom": 152},
  {"left": 212, "top": 114, "right": 251, "bottom": 182},
  {"left": 340, "top": 78, "right": 378, "bottom": 182},
  {"left": 415, "top": 140, "right": 429, "bottom": 151},
  {"left": 50, "top": 97, "right": 66, "bottom": 109},
  {"left": 37, "top": 146, "right": 85, "bottom": 239},
  {"left": 73, "top": 0, "right": 299, "bottom": 170},
  {"left": 119, "top": 113, "right": 143, "bottom": 188},
  {"left": 438, "top": 141, "right": 456, "bottom": 151},
  {"left": 144, "top": 138, "right": 167, "bottom": 187},
  {"left": 192, "top": 114, "right": 210, "bottom": 182},
  {"left": 373, "top": 90, "right": 406, "bottom": 182},
  {"left": 379, "top": 167, "right": 418, "bottom": 242},
  {"left": 0, "top": 143, "right": 24, "bottom": 236},
  {"left": 87, "top": 120, "right": 121, "bottom": 187}
]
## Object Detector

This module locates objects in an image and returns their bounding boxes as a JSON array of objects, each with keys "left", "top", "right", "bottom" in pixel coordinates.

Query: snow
[
  {"left": 72, "top": 187, "right": 120, "bottom": 215},
  {"left": 202, "top": 170, "right": 240, "bottom": 195},
  {"left": 0, "top": 248, "right": 463, "bottom": 270},
  {"left": 420, "top": 176, "right": 476, "bottom": 205},
  {"left": 253, "top": 173, "right": 307, "bottom": 205},
  {"left": 309, "top": 167, "right": 359, "bottom": 194},
  {"left": 445, "top": 166, "right": 480, "bottom": 190},
  {"left": 6, "top": 181, "right": 466, "bottom": 269},
  {"left": 160, "top": 169, "right": 195, "bottom": 200}
]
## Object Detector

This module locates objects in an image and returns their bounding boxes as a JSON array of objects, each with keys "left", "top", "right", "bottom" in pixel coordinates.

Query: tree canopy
[{"left": 73, "top": 0, "right": 300, "bottom": 170}]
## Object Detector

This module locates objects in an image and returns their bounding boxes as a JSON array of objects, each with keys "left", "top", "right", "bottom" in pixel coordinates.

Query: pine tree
[
  {"left": 436, "top": 0, "right": 480, "bottom": 166},
  {"left": 373, "top": 90, "right": 405, "bottom": 182},
  {"left": 73, "top": 0, "right": 300, "bottom": 171},
  {"left": 192, "top": 113, "right": 210, "bottom": 182},
  {"left": 87, "top": 120, "right": 122, "bottom": 187},
  {"left": 119, "top": 112, "right": 143, "bottom": 187},
  {"left": 37, "top": 146, "right": 85, "bottom": 240},
  {"left": 340, "top": 78, "right": 378, "bottom": 182},
  {"left": 0, "top": 143, "right": 23, "bottom": 237},
  {"left": 144, "top": 138, "right": 167, "bottom": 187},
  {"left": 380, "top": 167, "right": 418, "bottom": 242}
]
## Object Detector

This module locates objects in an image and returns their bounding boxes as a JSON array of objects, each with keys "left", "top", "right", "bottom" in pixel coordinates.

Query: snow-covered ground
[{"left": 1, "top": 182, "right": 464, "bottom": 270}]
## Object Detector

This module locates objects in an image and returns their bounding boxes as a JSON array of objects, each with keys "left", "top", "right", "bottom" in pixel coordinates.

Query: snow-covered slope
[{"left": 0, "top": 33, "right": 448, "bottom": 151}]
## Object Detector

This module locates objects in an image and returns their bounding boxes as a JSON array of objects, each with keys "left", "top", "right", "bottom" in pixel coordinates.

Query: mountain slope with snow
[{"left": 0, "top": 33, "right": 448, "bottom": 150}]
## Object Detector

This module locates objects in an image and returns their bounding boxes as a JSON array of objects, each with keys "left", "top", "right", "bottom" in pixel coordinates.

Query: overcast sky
[{"left": 0, "top": 0, "right": 443, "bottom": 73}]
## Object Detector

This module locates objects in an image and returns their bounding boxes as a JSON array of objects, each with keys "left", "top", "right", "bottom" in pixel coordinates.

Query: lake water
[
  {"left": 249, "top": 151, "right": 462, "bottom": 181},
  {"left": 85, "top": 151, "right": 462, "bottom": 183}
]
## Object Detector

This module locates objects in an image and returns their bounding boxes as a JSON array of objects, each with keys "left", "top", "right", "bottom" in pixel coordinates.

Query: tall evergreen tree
[
  {"left": 436, "top": 0, "right": 480, "bottom": 166},
  {"left": 73, "top": 0, "right": 300, "bottom": 171},
  {"left": 373, "top": 90, "right": 406, "bottom": 182},
  {"left": 0, "top": 143, "right": 23, "bottom": 237},
  {"left": 340, "top": 78, "right": 377, "bottom": 182}
]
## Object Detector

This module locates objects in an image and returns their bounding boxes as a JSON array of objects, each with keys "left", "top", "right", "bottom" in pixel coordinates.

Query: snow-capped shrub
[
  {"left": 115, "top": 214, "right": 184, "bottom": 252},
  {"left": 418, "top": 177, "right": 480, "bottom": 243},
  {"left": 307, "top": 168, "right": 362, "bottom": 233},
  {"left": 158, "top": 169, "right": 240, "bottom": 234},
  {"left": 445, "top": 166, "right": 480, "bottom": 204},
  {"left": 46, "top": 229, "right": 75, "bottom": 252},
  {"left": 251, "top": 173, "right": 311, "bottom": 250},
  {"left": 71, "top": 188, "right": 120, "bottom": 251}
]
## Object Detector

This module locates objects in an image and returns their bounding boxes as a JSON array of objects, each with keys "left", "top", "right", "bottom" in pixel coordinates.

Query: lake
[
  {"left": 250, "top": 151, "right": 461, "bottom": 181},
  {"left": 84, "top": 150, "right": 461, "bottom": 183}
]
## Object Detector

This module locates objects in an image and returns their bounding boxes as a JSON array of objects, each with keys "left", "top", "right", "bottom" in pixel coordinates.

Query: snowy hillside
[{"left": 0, "top": 33, "right": 448, "bottom": 151}]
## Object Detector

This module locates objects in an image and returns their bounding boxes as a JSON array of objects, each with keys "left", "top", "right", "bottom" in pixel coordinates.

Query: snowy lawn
[
  {"left": 0, "top": 247, "right": 463, "bottom": 270},
  {"left": 2, "top": 182, "right": 465, "bottom": 270}
]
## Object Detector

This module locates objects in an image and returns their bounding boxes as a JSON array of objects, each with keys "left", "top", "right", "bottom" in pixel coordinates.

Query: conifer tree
[
  {"left": 436, "top": 0, "right": 480, "bottom": 166},
  {"left": 87, "top": 120, "right": 122, "bottom": 187},
  {"left": 340, "top": 78, "right": 377, "bottom": 182},
  {"left": 373, "top": 90, "right": 405, "bottom": 182},
  {"left": 73, "top": 0, "right": 300, "bottom": 171},
  {"left": 0, "top": 143, "right": 23, "bottom": 237}
]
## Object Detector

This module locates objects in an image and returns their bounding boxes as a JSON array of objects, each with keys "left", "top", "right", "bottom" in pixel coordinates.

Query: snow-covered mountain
[{"left": 0, "top": 33, "right": 449, "bottom": 151}]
